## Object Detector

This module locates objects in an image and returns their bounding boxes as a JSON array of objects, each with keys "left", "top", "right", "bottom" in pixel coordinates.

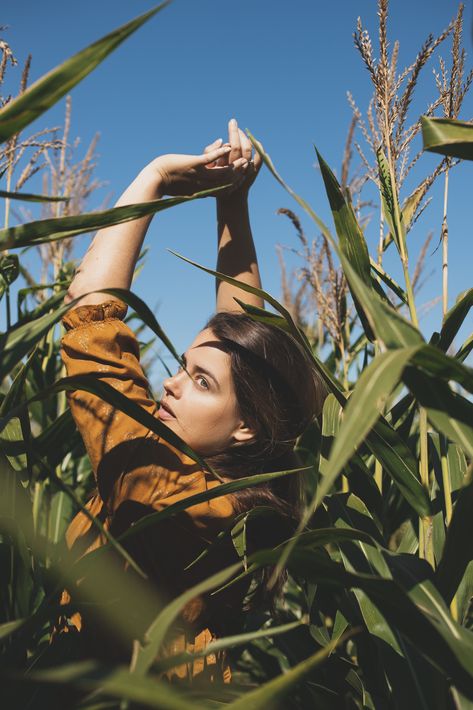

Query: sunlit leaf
[
  {"left": 0, "top": 188, "right": 224, "bottom": 250},
  {"left": 317, "top": 149, "right": 375, "bottom": 341},
  {"left": 317, "top": 347, "right": 429, "bottom": 513},
  {"left": 422, "top": 116, "right": 473, "bottom": 160}
]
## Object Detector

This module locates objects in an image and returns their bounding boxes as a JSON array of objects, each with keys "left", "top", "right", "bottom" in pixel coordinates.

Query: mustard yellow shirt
[{"left": 59, "top": 301, "right": 243, "bottom": 682}]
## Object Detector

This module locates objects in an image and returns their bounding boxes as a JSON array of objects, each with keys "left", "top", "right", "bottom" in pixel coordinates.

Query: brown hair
[{"left": 204, "top": 312, "right": 326, "bottom": 607}]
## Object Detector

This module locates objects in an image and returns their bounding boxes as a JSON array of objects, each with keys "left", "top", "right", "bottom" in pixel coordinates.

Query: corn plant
[{"left": 0, "top": 2, "right": 473, "bottom": 709}]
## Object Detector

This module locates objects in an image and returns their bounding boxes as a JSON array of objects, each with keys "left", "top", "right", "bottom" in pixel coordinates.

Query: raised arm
[
  {"left": 213, "top": 119, "right": 264, "bottom": 313},
  {"left": 64, "top": 147, "right": 240, "bottom": 307}
]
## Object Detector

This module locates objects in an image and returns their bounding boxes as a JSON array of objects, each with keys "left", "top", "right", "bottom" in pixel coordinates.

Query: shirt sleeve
[{"left": 60, "top": 300, "right": 217, "bottom": 517}]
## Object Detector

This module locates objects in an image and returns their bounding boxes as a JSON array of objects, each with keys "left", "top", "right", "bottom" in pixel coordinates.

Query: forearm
[
  {"left": 216, "top": 196, "right": 264, "bottom": 313},
  {"left": 65, "top": 165, "right": 163, "bottom": 307}
]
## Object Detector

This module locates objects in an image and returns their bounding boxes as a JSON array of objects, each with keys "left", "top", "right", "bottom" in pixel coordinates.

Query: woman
[{"left": 59, "top": 119, "right": 323, "bottom": 683}]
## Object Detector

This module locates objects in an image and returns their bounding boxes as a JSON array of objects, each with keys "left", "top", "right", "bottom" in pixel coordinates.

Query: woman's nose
[{"left": 163, "top": 371, "right": 182, "bottom": 397}]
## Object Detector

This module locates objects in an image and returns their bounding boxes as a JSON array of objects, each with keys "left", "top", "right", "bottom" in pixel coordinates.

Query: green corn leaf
[
  {"left": 247, "top": 130, "right": 333, "bottom": 240},
  {"left": 213, "top": 522, "right": 383, "bottom": 597},
  {"left": 224, "top": 630, "right": 355, "bottom": 710},
  {"left": 16, "top": 289, "right": 66, "bottom": 326},
  {"left": 319, "top": 393, "right": 342, "bottom": 477},
  {"left": 0, "top": 619, "right": 25, "bottom": 641},
  {"left": 435, "top": 288, "right": 473, "bottom": 352},
  {"left": 0, "top": 299, "right": 72, "bottom": 382},
  {"left": 421, "top": 116, "right": 473, "bottom": 160},
  {"left": 272, "top": 346, "right": 429, "bottom": 589},
  {"left": 233, "top": 298, "right": 290, "bottom": 330},
  {"left": 456, "top": 333, "right": 473, "bottom": 363},
  {"left": 32, "top": 448, "right": 147, "bottom": 579},
  {"left": 370, "top": 257, "right": 408, "bottom": 304},
  {"left": 388, "top": 554, "right": 473, "bottom": 694},
  {"left": 75, "top": 467, "right": 309, "bottom": 575},
  {"left": 456, "top": 561, "right": 473, "bottom": 631},
  {"left": 0, "top": 3, "right": 170, "bottom": 144},
  {"left": 435, "top": 470, "right": 473, "bottom": 605},
  {"left": 0, "top": 188, "right": 222, "bottom": 250},
  {"left": 130, "top": 560, "right": 242, "bottom": 676},
  {"left": 381, "top": 177, "right": 434, "bottom": 253},
  {"left": 293, "top": 525, "right": 379, "bottom": 550},
  {"left": 0, "top": 254, "right": 19, "bottom": 298},
  {"left": 18, "top": 660, "right": 200, "bottom": 710},
  {"left": 377, "top": 147, "right": 407, "bottom": 258},
  {"left": 339, "top": 246, "right": 422, "bottom": 349},
  {"left": 230, "top": 507, "right": 278, "bottom": 570},
  {"left": 330, "top": 496, "right": 442, "bottom": 709},
  {"left": 252, "top": 547, "right": 473, "bottom": 699},
  {"left": 316, "top": 346, "right": 429, "bottom": 512},
  {"left": 0, "top": 349, "right": 36, "bottom": 416},
  {"left": 404, "top": 369, "right": 473, "bottom": 459},
  {"left": 0, "top": 190, "right": 70, "bottom": 202},
  {"left": 34, "top": 410, "right": 78, "bottom": 466},
  {"left": 316, "top": 149, "right": 375, "bottom": 341},
  {"left": 410, "top": 344, "right": 473, "bottom": 394},
  {"left": 154, "top": 619, "right": 303, "bottom": 675},
  {"left": 316, "top": 151, "right": 371, "bottom": 283}
]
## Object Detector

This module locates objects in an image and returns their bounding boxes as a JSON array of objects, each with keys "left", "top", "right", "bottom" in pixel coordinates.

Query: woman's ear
[{"left": 232, "top": 421, "right": 256, "bottom": 444}]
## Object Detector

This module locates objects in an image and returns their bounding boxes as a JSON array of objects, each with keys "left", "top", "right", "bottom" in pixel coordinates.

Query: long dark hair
[{"left": 204, "top": 312, "right": 326, "bottom": 607}]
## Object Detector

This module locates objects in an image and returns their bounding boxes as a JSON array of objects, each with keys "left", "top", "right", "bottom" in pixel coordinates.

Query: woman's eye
[{"left": 196, "top": 375, "right": 209, "bottom": 390}]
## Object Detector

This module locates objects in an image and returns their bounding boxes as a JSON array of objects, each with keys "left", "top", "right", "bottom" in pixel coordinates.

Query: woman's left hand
[{"left": 150, "top": 146, "right": 248, "bottom": 197}]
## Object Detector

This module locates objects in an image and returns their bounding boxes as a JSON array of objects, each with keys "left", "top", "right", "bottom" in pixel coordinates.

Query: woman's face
[{"left": 159, "top": 328, "right": 254, "bottom": 456}]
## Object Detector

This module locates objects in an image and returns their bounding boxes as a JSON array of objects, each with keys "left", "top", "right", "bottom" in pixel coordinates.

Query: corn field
[{"left": 1, "top": 2, "right": 473, "bottom": 708}]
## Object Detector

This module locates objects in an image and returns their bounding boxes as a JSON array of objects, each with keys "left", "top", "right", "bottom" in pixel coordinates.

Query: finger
[
  {"left": 216, "top": 142, "right": 230, "bottom": 167},
  {"left": 239, "top": 129, "right": 252, "bottom": 161},
  {"left": 204, "top": 138, "right": 223, "bottom": 154},
  {"left": 232, "top": 157, "right": 248, "bottom": 170},
  {"left": 199, "top": 146, "right": 232, "bottom": 165},
  {"left": 228, "top": 118, "right": 242, "bottom": 163},
  {"left": 203, "top": 139, "right": 223, "bottom": 168},
  {"left": 201, "top": 164, "right": 244, "bottom": 183}
]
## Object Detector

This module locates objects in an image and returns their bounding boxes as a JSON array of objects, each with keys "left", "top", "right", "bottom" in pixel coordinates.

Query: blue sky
[{"left": 2, "top": 0, "right": 472, "bottom": 386}]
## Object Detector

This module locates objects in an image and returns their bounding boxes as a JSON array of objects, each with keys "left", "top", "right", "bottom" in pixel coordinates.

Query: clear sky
[{"left": 2, "top": 0, "right": 472, "bottom": 387}]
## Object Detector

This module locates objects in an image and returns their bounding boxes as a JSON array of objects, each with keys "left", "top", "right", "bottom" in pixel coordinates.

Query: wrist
[
  {"left": 216, "top": 191, "right": 249, "bottom": 214},
  {"left": 139, "top": 161, "right": 166, "bottom": 198}
]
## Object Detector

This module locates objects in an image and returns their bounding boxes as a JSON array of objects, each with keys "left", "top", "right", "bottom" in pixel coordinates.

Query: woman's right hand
[{"left": 150, "top": 146, "right": 248, "bottom": 197}]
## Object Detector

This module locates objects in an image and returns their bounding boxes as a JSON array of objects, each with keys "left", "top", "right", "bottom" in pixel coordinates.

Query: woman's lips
[{"left": 158, "top": 402, "right": 175, "bottom": 420}]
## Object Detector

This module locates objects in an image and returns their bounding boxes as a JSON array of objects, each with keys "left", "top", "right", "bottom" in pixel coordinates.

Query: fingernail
[{"left": 230, "top": 118, "right": 237, "bottom": 127}]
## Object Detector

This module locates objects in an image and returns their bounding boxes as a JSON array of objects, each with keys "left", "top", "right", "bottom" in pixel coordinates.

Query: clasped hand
[{"left": 152, "top": 118, "right": 262, "bottom": 198}]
